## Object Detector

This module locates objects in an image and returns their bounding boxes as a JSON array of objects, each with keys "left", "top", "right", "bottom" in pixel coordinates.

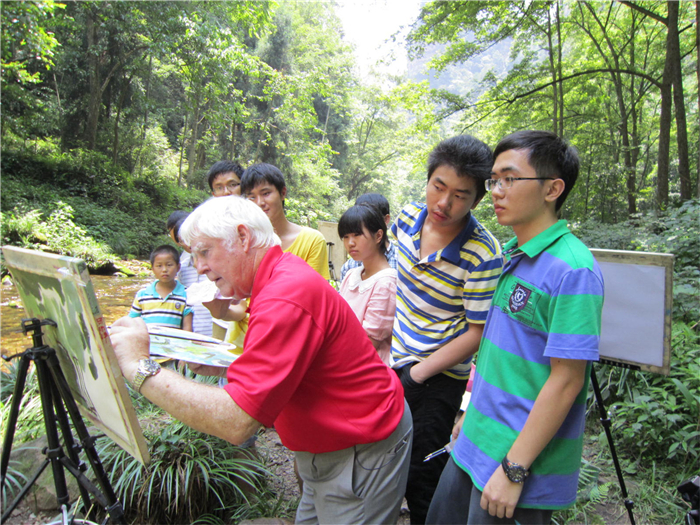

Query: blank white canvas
[{"left": 598, "top": 262, "right": 667, "bottom": 368}]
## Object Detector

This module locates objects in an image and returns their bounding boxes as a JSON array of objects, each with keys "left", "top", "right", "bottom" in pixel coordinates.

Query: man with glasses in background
[
  {"left": 427, "top": 131, "right": 605, "bottom": 525},
  {"left": 207, "top": 160, "right": 244, "bottom": 197}
]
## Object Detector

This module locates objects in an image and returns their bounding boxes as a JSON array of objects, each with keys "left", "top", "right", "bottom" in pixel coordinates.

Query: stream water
[{"left": 1, "top": 275, "right": 151, "bottom": 362}]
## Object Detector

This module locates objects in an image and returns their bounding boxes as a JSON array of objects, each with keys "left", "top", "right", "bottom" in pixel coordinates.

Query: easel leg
[
  {"left": 46, "top": 350, "right": 126, "bottom": 523},
  {"left": 590, "top": 366, "right": 636, "bottom": 525},
  {"left": 1, "top": 354, "right": 30, "bottom": 485},
  {"left": 34, "top": 353, "right": 71, "bottom": 508},
  {"left": 1, "top": 319, "right": 126, "bottom": 524}
]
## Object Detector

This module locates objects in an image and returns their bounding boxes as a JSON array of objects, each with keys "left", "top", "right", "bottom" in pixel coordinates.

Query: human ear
[
  {"left": 375, "top": 229, "right": 384, "bottom": 245},
  {"left": 545, "top": 179, "right": 565, "bottom": 204},
  {"left": 237, "top": 224, "right": 252, "bottom": 252}
]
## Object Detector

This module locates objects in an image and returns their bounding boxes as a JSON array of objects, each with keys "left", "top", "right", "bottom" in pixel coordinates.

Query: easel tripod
[
  {"left": 590, "top": 363, "right": 636, "bottom": 525},
  {"left": 0, "top": 318, "right": 125, "bottom": 524}
]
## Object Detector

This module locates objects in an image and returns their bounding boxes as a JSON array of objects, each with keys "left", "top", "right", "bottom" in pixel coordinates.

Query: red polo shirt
[{"left": 224, "top": 246, "right": 405, "bottom": 453}]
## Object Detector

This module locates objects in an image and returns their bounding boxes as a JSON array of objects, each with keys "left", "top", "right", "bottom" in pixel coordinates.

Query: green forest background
[{"left": 1, "top": 1, "right": 698, "bottom": 523}]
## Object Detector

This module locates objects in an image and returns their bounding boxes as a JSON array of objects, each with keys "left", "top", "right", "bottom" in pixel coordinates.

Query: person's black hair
[
  {"left": 427, "top": 134, "right": 493, "bottom": 202},
  {"left": 355, "top": 193, "right": 390, "bottom": 217},
  {"left": 166, "top": 211, "right": 190, "bottom": 239},
  {"left": 150, "top": 245, "right": 180, "bottom": 266},
  {"left": 493, "top": 130, "right": 579, "bottom": 211},
  {"left": 172, "top": 216, "right": 190, "bottom": 244},
  {"left": 240, "top": 163, "right": 287, "bottom": 197},
  {"left": 337, "top": 204, "right": 388, "bottom": 254},
  {"left": 207, "top": 161, "right": 244, "bottom": 191}
]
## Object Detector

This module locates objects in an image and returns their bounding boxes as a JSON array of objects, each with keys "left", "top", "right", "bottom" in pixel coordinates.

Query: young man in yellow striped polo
[{"left": 391, "top": 134, "right": 504, "bottom": 524}]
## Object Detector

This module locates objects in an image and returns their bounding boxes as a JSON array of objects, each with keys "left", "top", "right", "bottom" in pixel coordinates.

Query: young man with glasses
[
  {"left": 207, "top": 160, "right": 244, "bottom": 197},
  {"left": 427, "top": 131, "right": 605, "bottom": 525},
  {"left": 391, "top": 134, "right": 503, "bottom": 524}
]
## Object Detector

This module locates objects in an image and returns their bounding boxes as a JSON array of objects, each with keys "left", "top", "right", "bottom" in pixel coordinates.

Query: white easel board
[{"left": 591, "top": 249, "right": 673, "bottom": 375}]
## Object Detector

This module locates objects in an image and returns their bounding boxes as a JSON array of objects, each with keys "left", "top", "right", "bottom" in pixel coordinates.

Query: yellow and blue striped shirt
[
  {"left": 129, "top": 280, "right": 192, "bottom": 329},
  {"left": 391, "top": 203, "right": 503, "bottom": 379}
]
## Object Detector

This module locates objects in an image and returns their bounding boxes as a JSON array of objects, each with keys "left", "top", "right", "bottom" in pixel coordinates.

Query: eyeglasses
[
  {"left": 212, "top": 181, "right": 240, "bottom": 195},
  {"left": 485, "top": 177, "right": 556, "bottom": 192}
]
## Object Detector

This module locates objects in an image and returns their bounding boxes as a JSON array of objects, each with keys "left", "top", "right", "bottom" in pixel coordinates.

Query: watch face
[
  {"left": 143, "top": 359, "right": 161, "bottom": 374},
  {"left": 502, "top": 458, "right": 528, "bottom": 483}
]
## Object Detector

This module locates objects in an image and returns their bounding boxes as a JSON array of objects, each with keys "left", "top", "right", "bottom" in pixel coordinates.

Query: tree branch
[
  {"left": 618, "top": 1, "right": 667, "bottom": 25},
  {"left": 496, "top": 68, "right": 662, "bottom": 104}
]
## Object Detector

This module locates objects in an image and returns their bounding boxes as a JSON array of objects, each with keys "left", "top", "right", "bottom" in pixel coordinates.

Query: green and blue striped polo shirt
[{"left": 453, "top": 220, "right": 604, "bottom": 509}]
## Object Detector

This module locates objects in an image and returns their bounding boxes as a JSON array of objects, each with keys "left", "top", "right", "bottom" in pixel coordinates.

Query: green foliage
[
  {"left": 0, "top": 361, "right": 44, "bottom": 444},
  {"left": 227, "top": 487, "right": 299, "bottom": 523},
  {"left": 1, "top": 202, "right": 117, "bottom": 270},
  {"left": 97, "top": 413, "right": 268, "bottom": 524},
  {"left": 604, "top": 322, "right": 700, "bottom": 474},
  {"left": 574, "top": 199, "right": 700, "bottom": 324},
  {"left": 1, "top": 145, "right": 207, "bottom": 258},
  {"left": 552, "top": 459, "right": 614, "bottom": 525}
]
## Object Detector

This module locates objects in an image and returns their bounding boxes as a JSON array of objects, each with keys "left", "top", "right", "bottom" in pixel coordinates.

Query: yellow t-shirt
[
  {"left": 285, "top": 227, "right": 330, "bottom": 279},
  {"left": 224, "top": 298, "right": 247, "bottom": 354}
]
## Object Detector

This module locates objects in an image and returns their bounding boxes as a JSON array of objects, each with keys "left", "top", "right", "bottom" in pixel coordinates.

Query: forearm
[
  {"left": 123, "top": 364, "right": 260, "bottom": 445},
  {"left": 110, "top": 316, "right": 261, "bottom": 445},
  {"left": 480, "top": 358, "right": 587, "bottom": 518},
  {"left": 411, "top": 323, "right": 483, "bottom": 383}
]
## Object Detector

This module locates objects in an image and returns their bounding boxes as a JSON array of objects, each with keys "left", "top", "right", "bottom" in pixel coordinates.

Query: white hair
[{"left": 179, "top": 196, "right": 281, "bottom": 250}]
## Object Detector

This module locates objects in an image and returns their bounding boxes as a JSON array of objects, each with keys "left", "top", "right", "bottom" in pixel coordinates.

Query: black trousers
[{"left": 397, "top": 364, "right": 467, "bottom": 525}]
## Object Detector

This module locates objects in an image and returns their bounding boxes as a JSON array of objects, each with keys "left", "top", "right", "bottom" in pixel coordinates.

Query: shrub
[
  {"left": 1, "top": 202, "right": 117, "bottom": 270},
  {"left": 97, "top": 416, "right": 268, "bottom": 524}
]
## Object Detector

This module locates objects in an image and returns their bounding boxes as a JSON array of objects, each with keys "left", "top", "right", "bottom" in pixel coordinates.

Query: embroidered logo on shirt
[
  {"left": 509, "top": 284, "right": 532, "bottom": 313},
  {"left": 175, "top": 303, "right": 182, "bottom": 310}
]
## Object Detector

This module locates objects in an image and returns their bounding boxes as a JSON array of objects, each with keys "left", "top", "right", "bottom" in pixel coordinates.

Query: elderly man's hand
[{"left": 109, "top": 316, "right": 150, "bottom": 384}]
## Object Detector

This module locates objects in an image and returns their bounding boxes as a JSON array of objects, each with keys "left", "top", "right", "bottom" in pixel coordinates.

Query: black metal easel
[
  {"left": 590, "top": 363, "right": 636, "bottom": 525},
  {"left": 0, "top": 318, "right": 126, "bottom": 524}
]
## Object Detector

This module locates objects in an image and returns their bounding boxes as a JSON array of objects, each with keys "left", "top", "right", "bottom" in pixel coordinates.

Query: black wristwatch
[{"left": 501, "top": 456, "right": 530, "bottom": 484}]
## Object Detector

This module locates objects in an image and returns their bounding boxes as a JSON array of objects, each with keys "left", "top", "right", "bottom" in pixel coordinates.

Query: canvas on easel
[{"left": 2, "top": 246, "right": 150, "bottom": 465}]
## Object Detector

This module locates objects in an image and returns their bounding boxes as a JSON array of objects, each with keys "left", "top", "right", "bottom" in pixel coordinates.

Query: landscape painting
[{"left": 2, "top": 246, "right": 150, "bottom": 465}]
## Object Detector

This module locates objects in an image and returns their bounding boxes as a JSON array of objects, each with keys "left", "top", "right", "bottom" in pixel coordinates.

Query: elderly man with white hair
[{"left": 110, "top": 196, "right": 412, "bottom": 524}]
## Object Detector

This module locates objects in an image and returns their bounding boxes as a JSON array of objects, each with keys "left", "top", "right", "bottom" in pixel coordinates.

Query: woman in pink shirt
[{"left": 338, "top": 204, "right": 397, "bottom": 365}]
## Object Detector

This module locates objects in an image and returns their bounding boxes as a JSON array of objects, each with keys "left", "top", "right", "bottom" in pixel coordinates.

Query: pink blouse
[{"left": 339, "top": 267, "right": 397, "bottom": 365}]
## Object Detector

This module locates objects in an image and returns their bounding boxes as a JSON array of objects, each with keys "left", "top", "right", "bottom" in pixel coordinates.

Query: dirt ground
[
  {"left": 2, "top": 428, "right": 409, "bottom": 525},
  {"left": 3, "top": 429, "right": 630, "bottom": 525}
]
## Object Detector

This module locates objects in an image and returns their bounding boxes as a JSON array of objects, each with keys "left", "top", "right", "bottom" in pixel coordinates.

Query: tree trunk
[
  {"left": 230, "top": 120, "right": 237, "bottom": 159},
  {"left": 178, "top": 113, "right": 188, "bottom": 187},
  {"left": 134, "top": 55, "right": 153, "bottom": 176},
  {"left": 546, "top": 7, "right": 558, "bottom": 135},
  {"left": 667, "top": 2, "right": 691, "bottom": 201},
  {"left": 186, "top": 102, "right": 201, "bottom": 182},
  {"left": 556, "top": 0, "right": 564, "bottom": 135},
  {"left": 112, "top": 74, "right": 132, "bottom": 165},
  {"left": 85, "top": 7, "right": 101, "bottom": 150},
  {"left": 696, "top": 1, "right": 700, "bottom": 199},
  {"left": 657, "top": 27, "right": 674, "bottom": 211}
]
